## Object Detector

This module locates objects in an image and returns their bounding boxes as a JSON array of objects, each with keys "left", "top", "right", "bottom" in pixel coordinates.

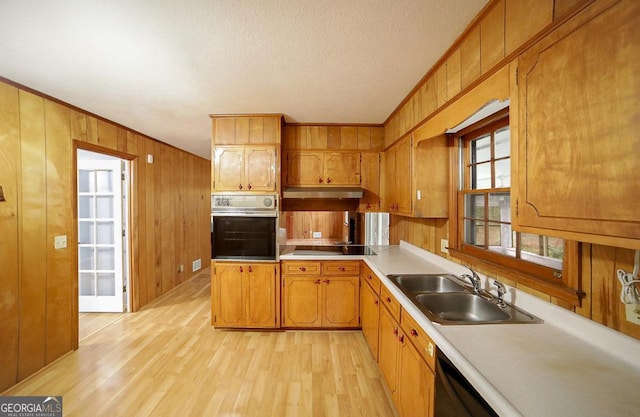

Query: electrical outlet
[
  {"left": 54, "top": 235, "right": 67, "bottom": 249},
  {"left": 312, "top": 231, "right": 322, "bottom": 238},
  {"left": 178, "top": 264, "right": 184, "bottom": 273},
  {"left": 440, "top": 239, "right": 449, "bottom": 254},
  {"left": 625, "top": 304, "right": 640, "bottom": 325}
]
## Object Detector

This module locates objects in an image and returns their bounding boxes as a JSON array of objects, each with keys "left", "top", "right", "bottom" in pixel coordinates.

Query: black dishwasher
[{"left": 434, "top": 350, "right": 498, "bottom": 417}]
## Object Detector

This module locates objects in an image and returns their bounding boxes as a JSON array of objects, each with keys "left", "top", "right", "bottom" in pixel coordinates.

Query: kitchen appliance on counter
[{"left": 211, "top": 194, "right": 278, "bottom": 260}]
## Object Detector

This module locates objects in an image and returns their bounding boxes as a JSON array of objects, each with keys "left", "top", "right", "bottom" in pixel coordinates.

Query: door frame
[{"left": 72, "top": 141, "right": 138, "bottom": 349}]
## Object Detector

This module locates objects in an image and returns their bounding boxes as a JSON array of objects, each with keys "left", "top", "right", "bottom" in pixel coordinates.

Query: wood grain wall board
[
  {"left": 588, "top": 244, "right": 616, "bottom": 326},
  {"left": 97, "top": 119, "right": 117, "bottom": 150},
  {"left": 249, "top": 117, "right": 263, "bottom": 144},
  {"left": 116, "top": 126, "right": 127, "bottom": 152},
  {"left": 154, "top": 141, "right": 164, "bottom": 297},
  {"left": 282, "top": 125, "right": 295, "bottom": 149},
  {"left": 262, "top": 116, "right": 279, "bottom": 143},
  {"left": 17, "top": 90, "right": 47, "bottom": 380},
  {"left": 160, "top": 145, "right": 176, "bottom": 294},
  {"left": 505, "top": 0, "right": 554, "bottom": 55},
  {"left": 0, "top": 82, "right": 20, "bottom": 391},
  {"left": 554, "top": 0, "right": 588, "bottom": 19},
  {"left": 309, "top": 126, "right": 328, "bottom": 149},
  {"left": 435, "top": 64, "right": 448, "bottom": 108},
  {"left": 411, "top": 93, "right": 422, "bottom": 127},
  {"left": 340, "top": 127, "right": 358, "bottom": 149},
  {"left": 145, "top": 138, "right": 158, "bottom": 305},
  {"left": 480, "top": 0, "right": 506, "bottom": 74},
  {"left": 420, "top": 76, "right": 437, "bottom": 122},
  {"left": 446, "top": 48, "right": 462, "bottom": 99},
  {"left": 327, "top": 126, "right": 341, "bottom": 149},
  {"left": 357, "top": 127, "right": 371, "bottom": 150},
  {"left": 461, "top": 26, "right": 481, "bottom": 88},
  {"left": 43, "top": 99, "right": 74, "bottom": 364},
  {"left": 86, "top": 116, "right": 98, "bottom": 145},
  {"left": 131, "top": 147, "right": 144, "bottom": 312},
  {"left": 70, "top": 109, "right": 87, "bottom": 142},
  {"left": 370, "top": 128, "right": 384, "bottom": 151},
  {"left": 126, "top": 131, "right": 138, "bottom": 155},
  {"left": 235, "top": 118, "right": 250, "bottom": 143}
]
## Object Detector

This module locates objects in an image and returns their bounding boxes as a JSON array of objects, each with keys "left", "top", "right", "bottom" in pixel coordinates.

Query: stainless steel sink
[
  {"left": 416, "top": 293, "right": 511, "bottom": 323},
  {"left": 387, "top": 273, "right": 542, "bottom": 325},
  {"left": 389, "top": 274, "right": 466, "bottom": 293}
]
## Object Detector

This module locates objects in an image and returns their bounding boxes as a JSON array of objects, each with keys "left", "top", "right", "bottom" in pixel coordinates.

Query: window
[{"left": 454, "top": 114, "right": 571, "bottom": 286}]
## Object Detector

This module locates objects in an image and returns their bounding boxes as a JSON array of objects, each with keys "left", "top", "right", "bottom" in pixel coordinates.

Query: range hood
[{"left": 282, "top": 187, "right": 363, "bottom": 199}]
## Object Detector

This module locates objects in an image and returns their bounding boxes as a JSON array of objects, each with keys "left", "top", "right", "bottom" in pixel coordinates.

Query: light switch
[{"left": 54, "top": 235, "right": 67, "bottom": 249}]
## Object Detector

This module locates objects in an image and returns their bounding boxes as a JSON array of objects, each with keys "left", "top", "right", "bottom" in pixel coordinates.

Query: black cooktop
[{"left": 293, "top": 245, "right": 376, "bottom": 256}]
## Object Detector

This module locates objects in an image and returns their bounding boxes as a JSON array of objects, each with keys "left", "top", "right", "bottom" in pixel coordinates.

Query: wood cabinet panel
[
  {"left": 420, "top": 76, "right": 437, "bottom": 121},
  {"left": 380, "top": 286, "right": 401, "bottom": 322},
  {"left": 212, "top": 263, "right": 279, "bottom": 328},
  {"left": 340, "top": 126, "right": 358, "bottom": 149},
  {"left": 213, "top": 145, "right": 276, "bottom": 192},
  {"left": 211, "top": 115, "right": 281, "bottom": 145},
  {"left": 505, "top": 0, "right": 553, "bottom": 54},
  {"left": 481, "top": 0, "right": 505, "bottom": 74},
  {"left": 435, "top": 64, "right": 448, "bottom": 107},
  {"left": 286, "top": 151, "right": 361, "bottom": 186},
  {"left": 286, "top": 151, "right": 323, "bottom": 185},
  {"left": 245, "top": 146, "right": 277, "bottom": 191},
  {"left": 377, "top": 305, "right": 401, "bottom": 397},
  {"left": 324, "top": 152, "right": 360, "bottom": 185},
  {"left": 322, "top": 261, "right": 360, "bottom": 276},
  {"left": 401, "top": 310, "right": 436, "bottom": 370},
  {"left": 384, "top": 135, "right": 412, "bottom": 215},
  {"left": 361, "top": 263, "right": 381, "bottom": 295},
  {"left": 460, "top": 25, "right": 481, "bottom": 88},
  {"left": 446, "top": 48, "right": 461, "bottom": 99},
  {"left": 322, "top": 276, "right": 359, "bottom": 327},
  {"left": 0, "top": 83, "right": 20, "bottom": 391},
  {"left": 513, "top": 0, "right": 640, "bottom": 248},
  {"left": 282, "top": 261, "right": 321, "bottom": 275},
  {"left": 359, "top": 152, "right": 381, "bottom": 212},
  {"left": 413, "top": 135, "right": 449, "bottom": 218},
  {"left": 397, "top": 336, "right": 435, "bottom": 417},
  {"left": 360, "top": 277, "right": 380, "bottom": 360},
  {"left": 282, "top": 276, "right": 323, "bottom": 327}
]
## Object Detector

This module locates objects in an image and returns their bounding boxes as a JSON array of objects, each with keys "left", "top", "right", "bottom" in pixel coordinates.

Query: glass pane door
[{"left": 78, "top": 156, "right": 124, "bottom": 312}]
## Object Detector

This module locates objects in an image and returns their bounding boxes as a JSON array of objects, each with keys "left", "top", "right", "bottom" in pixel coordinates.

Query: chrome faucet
[
  {"left": 493, "top": 280, "right": 507, "bottom": 308},
  {"left": 461, "top": 268, "right": 482, "bottom": 294}
]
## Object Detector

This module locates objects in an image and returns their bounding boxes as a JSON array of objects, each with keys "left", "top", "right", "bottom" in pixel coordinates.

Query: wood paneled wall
[
  {"left": 0, "top": 80, "right": 211, "bottom": 391},
  {"left": 283, "top": 125, "right": 384, "bottom": 151},
  {"left": 284, "top": 211, "right": 346, "bottom": 242}
]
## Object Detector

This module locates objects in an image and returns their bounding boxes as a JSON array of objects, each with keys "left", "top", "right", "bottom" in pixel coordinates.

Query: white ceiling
[{"left": 0, "top": 0, "right": 488, "bottom": 159}]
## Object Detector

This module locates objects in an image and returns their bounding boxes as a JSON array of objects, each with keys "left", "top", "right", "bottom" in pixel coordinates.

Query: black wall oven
[{"left": 211, "top": 194, "right": 278, "bottom": 261}]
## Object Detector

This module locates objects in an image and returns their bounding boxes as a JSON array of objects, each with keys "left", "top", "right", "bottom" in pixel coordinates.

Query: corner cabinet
[
  {"left": 212, "top": 145, "right": 277, "bottom": 192},
  {"left": 281, "top": 260, "right": 360, "bottom": 328},
  {"left": 512, "top": 0, "right": 640, "bottom": 249},
  {"left": 211, "top": 262, "right": 280, "bottom": 328}
]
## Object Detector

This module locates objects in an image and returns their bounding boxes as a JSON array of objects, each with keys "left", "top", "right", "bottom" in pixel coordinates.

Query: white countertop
[{"left": 281, "top": 241, "right": 640, "bottom": 417}]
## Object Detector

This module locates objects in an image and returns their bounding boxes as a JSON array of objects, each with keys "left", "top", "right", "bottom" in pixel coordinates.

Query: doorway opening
[{"left": 77, "top": 149, "right": 130, "bottom": 339}]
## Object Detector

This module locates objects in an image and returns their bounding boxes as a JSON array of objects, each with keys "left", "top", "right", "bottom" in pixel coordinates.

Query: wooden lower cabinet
[
  {"left": 281, "top": 260, "right": 360, "bottom": 328},
  {"left": 211, "top": 262, "right": 279, "bottom": 328},
  {"left": 377, "top": 292, "right": 435, "bottom": 417},
  {"left": 360, "top": 278, "right": 380, "bottom": 359}
]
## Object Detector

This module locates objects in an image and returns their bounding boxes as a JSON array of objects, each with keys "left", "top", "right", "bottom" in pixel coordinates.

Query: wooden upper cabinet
[
  {"left": 385, "top": 135, "right": 412, "bottom": 215},
  {"left": 211, "top": 114, "right": 282, "bottom": 145},
  {"left": 505, "top": 0, "right": 553, "bottom": 55},
  {"left": 413, "top": 136, "right": 448, "bottom": 218},
  {"left": 513, "top": 0, "right": 640, "bottom": 249},
  {"left": 285, "top": 151, "right": 361, "bottom": 186},
  {"left": 213, "top": 145, "right": 277, "bottom": 192},
  {"left": 359, "top": 152, "right": 381, "bottom": 212}
]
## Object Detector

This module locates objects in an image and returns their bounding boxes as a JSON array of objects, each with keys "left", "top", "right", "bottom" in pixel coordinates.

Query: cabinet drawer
[
  {"left": 380, "top": 285, "right": 401, "bottom": 322},
  {"left": 281, "top": 261, "right": 321, "bottom": 275},
  {"left": 322, "top": 261, "right": 360, "bottom": 276},
  {"left": 401, "top": 310, "right": 436, "bottom": 371},
  {"left": 360, "top": 262, "right": 381, "bottom": 294}
]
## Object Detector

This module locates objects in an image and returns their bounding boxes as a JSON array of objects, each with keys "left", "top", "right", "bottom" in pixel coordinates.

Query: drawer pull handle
[
  {"left": 398, "top": 334, "right": 404, "bottom": 343},
  {"left": 392, "top": 328, "right": 398, "bottom": 336},
  {"left": 248, "top": 266, "right": 252, "bottom": 273},
  {"left": 247, "top": 184, "right": 252, "bottom": 190},
  {"left": 299, "top": 267, "right": 306, "bottom": 272},
  {"left": 386, "top": 297, "right": 391, "bottom": 303},
  {"left": 239, "top": 266, "right": 244, "bottom": 273},
  {"left": 374, "top": 299, "right": 378, "bottom": 305},
  {"left": 324, "top": 279, "right": 330, "bottom": 284},
  {"left": 314, "top": 279, "right": 321, "bottom": 285},
  {"left": 238, "top": 184, "right": 243, "bottom": 190},
  {"left": 338, "top": 267, "right": 345, "bottom": 272},
  {"left": 410, "top": 329, "right": 418, "bottom": 337},
  {"left": 367, "top": 275, "right": 372, "bottom": 280}
]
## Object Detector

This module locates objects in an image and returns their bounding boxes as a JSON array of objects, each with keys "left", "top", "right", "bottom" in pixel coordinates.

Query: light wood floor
[
  {"left": 79, "top": 312, "right": 124, "bottom": 341},
  {"left": 4, "top": 268, "right": 396, "bottom": 417}
]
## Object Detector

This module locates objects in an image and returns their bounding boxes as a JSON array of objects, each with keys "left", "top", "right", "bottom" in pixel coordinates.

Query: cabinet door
[
  {"left": 286, "top": 151, "right": 324, "bottom": 185},
  {"left": 377, "top": 305, "right": 400, "bottom": 398},
  {"left": 324, "top": 152, "right": 360, "bottom": 185},
  {"left": 397, "top": 337, "right": 435, "bottom": 417},
  {"left": 360, "top": 280, "right": 380, "bottom": 359},
  {"left": 245, "top": 146, "right": 276, "bottom": 191},
  {"left": 413, "top": 136, "right": 448, "bottom": 218},
  {"left": 246, "top": 264, "right": 278, "bottom": 328},
  {"left": 322, "top": 276, "right": 359, "bottom": 327},
  {"left": 359, "top": 152, "right": 381, "bottom": 212},
  {"left": 213, "top": 146, "right": 244, "bottom": 191},
  {"left": 212, "top": 264, "right": 245, "bottom": 327},
  {"left": 384, "top": 146, "right": 397, "bottom": 212},
  {"left": 514, "top": 0, "right": 640, "bottom": 247},
  {"left": 395, "top": 136, "right": 412, "bottom": 215},
  {"left": 282, "top": 276, "right": 322, "bottom": 327}
]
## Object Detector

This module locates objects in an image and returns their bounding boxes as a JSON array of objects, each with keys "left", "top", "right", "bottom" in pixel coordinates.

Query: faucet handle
[{"left": 493, "top": 280, "right": 507, "bottom": 307}]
